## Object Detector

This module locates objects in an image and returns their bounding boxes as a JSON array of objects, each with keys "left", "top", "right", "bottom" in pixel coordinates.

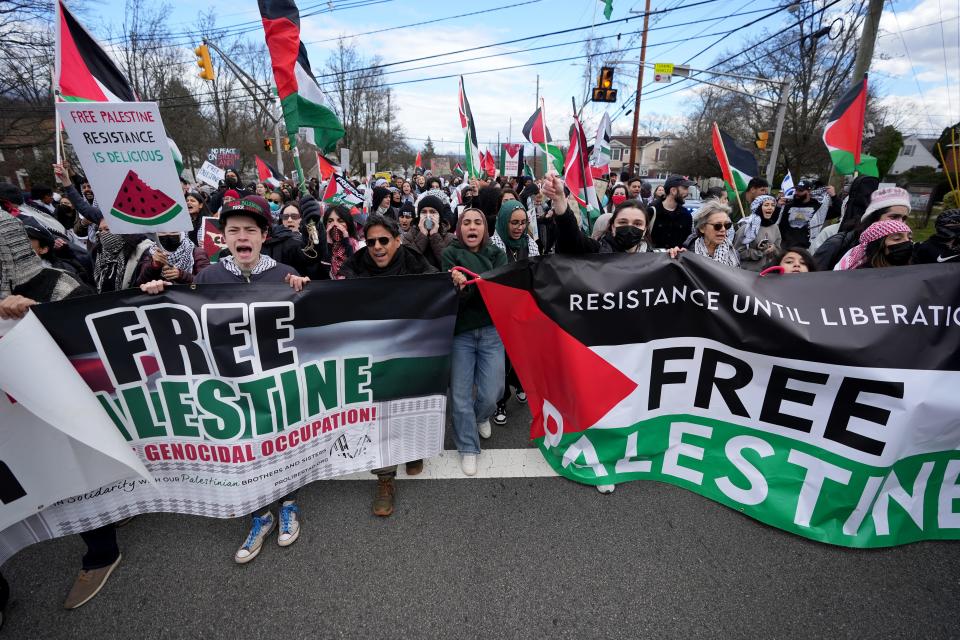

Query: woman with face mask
[
  {"left": 834, "top": 220, "right": 914, "bottom": 270},
  {"left": 606, "top": 184, "right": 628, "bottom": 213},
  {"left": 554, "top": 195, "right": 654, "bottom": 255},
  {"left": 320, "top": 205, "right": 361, "bottom": 279},
  {"left": 134, "top": 231, "right": 211, "bottom": 285},
  {"left": 733, "top": 194, "right": 781, "bottom": 271}
]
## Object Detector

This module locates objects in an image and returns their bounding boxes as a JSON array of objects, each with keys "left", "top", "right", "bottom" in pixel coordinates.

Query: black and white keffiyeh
[
  {"left": 219, "top": 254, "right": 277, "bottom": 277},
  {"left": 694, "top": 236, "right": 740, "bottom": 267}
]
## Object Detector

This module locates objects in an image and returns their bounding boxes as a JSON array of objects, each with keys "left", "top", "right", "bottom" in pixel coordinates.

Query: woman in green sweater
[{"left": 442, "top": 208, "right": 508, "bottom": 476}]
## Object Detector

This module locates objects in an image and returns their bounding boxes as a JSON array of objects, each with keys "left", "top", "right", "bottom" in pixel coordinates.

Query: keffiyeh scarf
[{"left": 694, "top": 236, "right": 740, "bottom": 267}]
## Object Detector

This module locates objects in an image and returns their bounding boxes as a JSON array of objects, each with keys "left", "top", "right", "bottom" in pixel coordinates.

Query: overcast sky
[{"left": 85, "top": 0, "right": 960, "bottom": 151}]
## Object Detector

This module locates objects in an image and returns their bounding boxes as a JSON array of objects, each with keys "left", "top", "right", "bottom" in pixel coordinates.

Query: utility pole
[
  {"left": 534, "top": 74, "right": 539, "bottom": 176},
  {"left": 765, "top": 80, "right": 792, "bottom": 184},
  {"left": 628, "top": 0, "right": 651, "bottom": 176},
  {"left": 852, "top": 0, "right": 884, "bottom": 82},
  {"left": 386, "top": 91, "right": 391, "bottom": 170}
]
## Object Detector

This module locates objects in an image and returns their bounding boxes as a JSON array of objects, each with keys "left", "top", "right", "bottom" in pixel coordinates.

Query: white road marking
[{"left": 330, "top": 449, "right": 559, "bottom": 480}]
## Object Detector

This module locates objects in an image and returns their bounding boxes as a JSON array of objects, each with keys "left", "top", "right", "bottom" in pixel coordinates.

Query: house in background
[
  {"left": 608, "top": 134, "right": 678, "bottom": 179},
  {"left": 888, "top": 135, "right": 939, "bottom": 175}
]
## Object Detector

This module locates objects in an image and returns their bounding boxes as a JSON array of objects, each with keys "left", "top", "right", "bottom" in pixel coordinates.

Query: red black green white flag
[
  {"left": 315, "top": 153, "right": 340, "bottom": 180},
  {"left": 55, "top": 0, "right": 137, "bottom": 103},
  {"left": 322, "top": 173, "right": 363, "bottom": 208},
  {"left": 258, "top": 0, "right": 344, "bottom": 153},
  {"left": 823, "top": 75, "right": 868, "bottom": 175},
  {"left": 522, "top": 102, "right": 565, "bottom": 175},
  {"left": 255, "top": 155, "right": 282, "bottom": 188},
  {"left": 563, "top": 115, "right": 602, "bottom": 233},
  {"left": 712, "top": 122, "right": 757, "bottom": 202},
  {"left": 458, "top": 77, "right": 484, "bottom": 179}
]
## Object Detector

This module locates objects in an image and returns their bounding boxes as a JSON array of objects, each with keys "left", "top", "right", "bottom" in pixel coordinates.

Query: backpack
[{"left": 813, "top": 230, "right": 856, "bottom": 271}]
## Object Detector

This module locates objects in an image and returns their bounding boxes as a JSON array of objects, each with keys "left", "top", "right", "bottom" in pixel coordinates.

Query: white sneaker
[
  {"left": 596, "top": 484, "right": 615, "bottom": 494},
  {"left": 235, "top": 512, "right": 275, "bottom": 563},
  {"left": 461, "top": 453, "right": 478, "bottom": 476},
  {"left": 516, "top": 391, "right": 527, "bottom": 404},
  {"left": 478, "top": 420, "right": 492, "bottom": 439}
]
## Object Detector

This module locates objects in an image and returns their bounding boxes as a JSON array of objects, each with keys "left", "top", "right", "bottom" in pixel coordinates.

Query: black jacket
[
  {"left": 340, "top": 244, "right": 436, "bottom": 279},
  {"left": 647, "top": 199, "right": 692, "bottom": 249}
]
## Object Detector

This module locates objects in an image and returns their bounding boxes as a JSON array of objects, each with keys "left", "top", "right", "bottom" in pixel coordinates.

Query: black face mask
[
  {"left": 159, "top": 236, "right": 182, "bottom": 252},
  {"left": 612, "top": 225, "right": 645, "bottom": 251},
  {"left": 225, "top": 175, "right": 238, "bottom": 188},
  {"left": 886, "top": 241, "right": 913, "bottom": 265}
]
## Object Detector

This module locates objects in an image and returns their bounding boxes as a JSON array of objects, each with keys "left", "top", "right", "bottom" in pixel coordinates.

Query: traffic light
[
  {"left": 264, "top": 138, "right": 274, "bottom": 153},
  {"left": 755, "top": 131, "right": 770, "bottom": 150},
  {"left": 282, "top": 137, "right": 291, "bottom": 151},
  {"left": 592, "top": 66, "right": 618, "bottom": 103},
  {"left": 195, "top": 44, "right": 215, "bottom": 81}
]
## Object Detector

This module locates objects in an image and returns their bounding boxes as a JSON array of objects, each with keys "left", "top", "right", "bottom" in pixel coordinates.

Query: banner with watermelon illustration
[
  {"left": 0, "top": 275, "right": 457, "bottom": 564},
  {"left": 477, "top": 254, "right": 960, "bottom": 548},
  {"left": 56, "top": 101, "right": 191, "bottom": 233}
]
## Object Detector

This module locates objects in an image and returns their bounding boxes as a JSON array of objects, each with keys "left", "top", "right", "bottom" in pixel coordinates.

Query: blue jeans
[{"left": 451, "top": 325, "right": 505, "bottom": 454}]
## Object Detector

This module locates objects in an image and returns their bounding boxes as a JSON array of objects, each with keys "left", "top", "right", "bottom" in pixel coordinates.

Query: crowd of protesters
[{"left": 1, "top": 157, "right": 958, "bottom": 624}]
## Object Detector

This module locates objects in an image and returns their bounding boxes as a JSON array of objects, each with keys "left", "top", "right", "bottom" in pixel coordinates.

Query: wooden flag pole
[{"left": 937, "top": 143, "right": 957, "bottom": 194}]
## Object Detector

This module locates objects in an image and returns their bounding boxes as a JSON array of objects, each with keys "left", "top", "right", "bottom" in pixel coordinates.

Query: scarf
[
  {"left": 743, "top": 195, "right": 777, "bottom": 247},
  {"left": 495, "top": 201, "right": 529, "bottom": 250},
  {"left": 94, "top": 231, "right": 131, "bottom": 293},
  {"left": 0, "top": 211, "right": 43, "bottom": 297},
  {"left": 219, "top": 253, "right": 277, "bottom": 277},
  {"left": 329, "top": 227, "right": 347, "bottom": 279},
  {"left": 835, "top": 219, "right": 912, "bottom": 270},
  {"left": 151, "top": 233, "right": 196, "bottom": 275},
  {"left": 694, "top": 236, "right": 739, "bottom": 267}
]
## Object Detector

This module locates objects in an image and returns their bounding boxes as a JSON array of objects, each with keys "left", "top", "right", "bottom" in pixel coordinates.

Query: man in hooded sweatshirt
[
  {"left": 140, "top": 194, "right": 310, "bottom": 564},
  {"left": 0, "top": 211, "right": 129, "bottom": 611},
  {"left": 339, "top": 213, "right": 436, "bottom": 516}
]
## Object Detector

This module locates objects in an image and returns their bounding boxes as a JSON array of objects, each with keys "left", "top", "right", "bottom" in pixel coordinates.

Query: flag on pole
[
  {"left": 55, "top": 0, "right": 136, "bottom": 102},
  {"left": 322, "top": 173, "right": 364, "bottom": 207},
  {"left": 564, "top": 115, "right": 603, "bottom": 234},
  {"left": 522, "top": 102, "right": 565, "bottom": 175},
  {"left": 258, "top": 0, "right": 344, "bottom": 153},
  {"left": 780, "top": 170, "right": 794, "bottom": 197},
  {"left": 590, "top": 112, "right": 612, "bottom": 177},
  {"left": 316, "top": 153, "right": 339, "bottom": 180},
  {"left": 711, "top": 122, "right": 758, "bottom": 207},
  {"left": 415, "top": 150, "right": 422, "bottom": 171},
  {"left": 523, "top": 162, "right": 534, "bottom": 178},
  {"left": 823, "top": 74, "right": 868, "bottom": 176},
  {"left": 458, "top": 76, "right": 484, "bottom": 179},
  {"left": 256, "top": 156, "right": 283, "bottom": 188},
  {"left": 454, "top": 163, "right": 465, "bottom": 178},
  {"left": 601, "top": 0, "right": 613, "bottom": 20},
  {"left": 482, "top": 149, "right": 497, "bottom": 178}
]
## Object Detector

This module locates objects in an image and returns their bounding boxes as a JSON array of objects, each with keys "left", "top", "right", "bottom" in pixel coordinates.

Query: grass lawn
[{"left": 909, "top": 213, "right": 936, "bottom": 242}]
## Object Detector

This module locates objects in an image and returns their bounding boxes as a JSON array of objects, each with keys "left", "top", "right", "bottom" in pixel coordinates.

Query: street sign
[
  {"left": 362, "top": 150, "right": 378, "bottom": 163},
  {"left": 654, "top": 62, "right": 674, "bottom": 83}
]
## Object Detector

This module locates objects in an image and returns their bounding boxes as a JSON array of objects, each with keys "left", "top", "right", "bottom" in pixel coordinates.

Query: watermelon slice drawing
[{"left": 110, "top": 170, "right": 182, "bottom": 225}]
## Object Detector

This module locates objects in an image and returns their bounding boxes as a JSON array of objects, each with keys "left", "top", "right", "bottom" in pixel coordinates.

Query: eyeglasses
[
  {"left": 365, "top": 236, "right": 392, "bottom": 247},
  {"left": 710, "top": 222, "right": 733, "bottom": 231},
  {"left": 281, "top": 213, "right": 301, "bottom": 220}
]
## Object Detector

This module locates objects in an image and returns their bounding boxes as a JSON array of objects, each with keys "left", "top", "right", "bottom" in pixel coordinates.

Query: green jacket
[{"left": 441, "top": 239, "right": 508, "bottom": 334}]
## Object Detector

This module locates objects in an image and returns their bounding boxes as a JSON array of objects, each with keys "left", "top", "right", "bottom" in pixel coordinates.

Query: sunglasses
[
  {"left": 710, "top": 222, "right": 733, "bottom": 231},
  {"left": 365, "top": 236, "right": 392, "bottom": 247}
]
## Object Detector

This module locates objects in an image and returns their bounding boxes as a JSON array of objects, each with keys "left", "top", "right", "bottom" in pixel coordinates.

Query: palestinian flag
[
  {"left": 453, "top": 163, "right": 465, "bottom": 178},
  {"left": 415, "top": 151, "right": 422, "bottom": 171},
  {"left": 458, "top": 76, "right": 484, "bottom": 179},
  {"left": 563, "top": 115, "right": 603, "bottom": 233},
  {"left": 823, "top": 75, "right": 868, "bottom": 175},
  {"left": 601, "top": 0, "right": 613, "bottom": 20},
  {"left": 482, "top": 149, "right": 497, "bottom": 178},
  {"left": 55, "top": 0, "right": 136, "bottom": 102},
  {"left": 590, "top": 112, "right": 612, "bottom": 177},
  {"left": 322, "top": 173, "right": 364, "bottom": 207},
  {"left": 259, "top": 0, "right": 344, "bottom": 153},
  {"left": 256, "top": 155, "right": 282, "bottom": 188},
  {"left": 523, "top": 162, "right": 534, "bottom": 178},
  {"left": 712, "top": 122, "right": 757, "bottom": 204},
  {"left": 522, "top": 102, "right": 565, "bottom": 175},
  {"left": 499, "top": 143, "right": 524, "bottom": 177},
  {"left": 316, "top": 153, "right": 339, "bottom": 180}
]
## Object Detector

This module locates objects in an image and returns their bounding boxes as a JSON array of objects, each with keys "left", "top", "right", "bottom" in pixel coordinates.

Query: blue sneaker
[
  {"left": 234, "top": 513, "right": 275, "bottom": 564},
  {"left": 277, "top": 502, "right": 301, "bottom": 547}
]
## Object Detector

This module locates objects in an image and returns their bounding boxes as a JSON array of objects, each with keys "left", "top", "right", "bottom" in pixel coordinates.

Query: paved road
[{"left": 3, "top": 400, "right": 959, "bottom": 639}]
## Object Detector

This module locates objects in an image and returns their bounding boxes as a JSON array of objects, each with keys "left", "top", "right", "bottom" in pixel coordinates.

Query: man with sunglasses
[
  {"left": 779, "top": 179, "right": 840, "bottom": 250},
  {"left": 339, "top": 213, "right": 436, "bottom": 516}
]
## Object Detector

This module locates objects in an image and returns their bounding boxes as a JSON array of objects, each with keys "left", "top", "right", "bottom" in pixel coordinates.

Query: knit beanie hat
[{"left": 862, "top": 187, "right": 911, "bottom": 221}]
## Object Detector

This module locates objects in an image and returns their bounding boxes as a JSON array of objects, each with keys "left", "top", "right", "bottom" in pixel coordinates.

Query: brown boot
[{"left": 372, "top": 477, "right": 395, "bottom": 517}]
